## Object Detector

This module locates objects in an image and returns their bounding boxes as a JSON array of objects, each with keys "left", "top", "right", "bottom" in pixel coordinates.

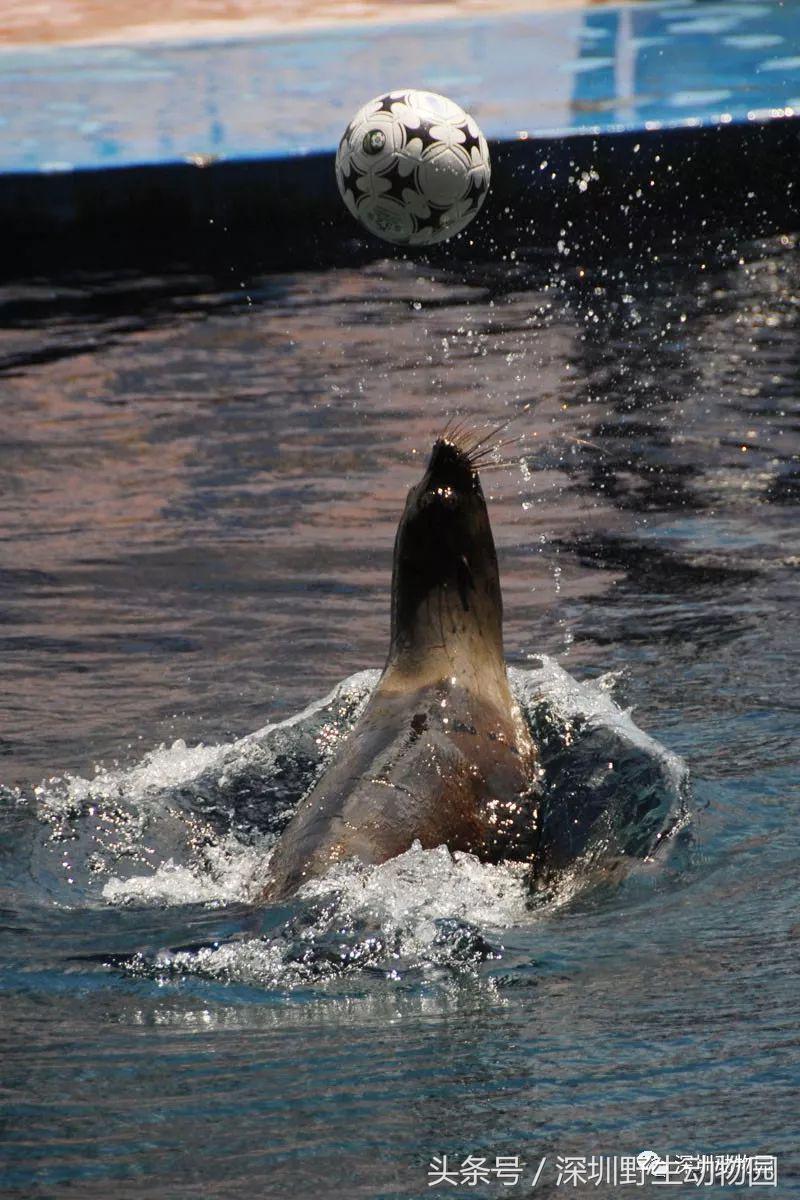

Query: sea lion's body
[
  {"left": 263, "top": 435, "right": 541, "bottom": 901},
  {"left": 265, "top": 676, "right": 538, "bottom": 900}
]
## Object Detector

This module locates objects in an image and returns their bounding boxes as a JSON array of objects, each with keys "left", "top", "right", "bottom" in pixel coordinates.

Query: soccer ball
[{"left": 335, "top": 89, "right": 491, "bottom": 247}]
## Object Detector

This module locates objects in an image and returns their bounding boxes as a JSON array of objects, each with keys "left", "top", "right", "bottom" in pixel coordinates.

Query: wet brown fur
[{"left": 262, "top": 427, "right": 540, "bottom": 901}]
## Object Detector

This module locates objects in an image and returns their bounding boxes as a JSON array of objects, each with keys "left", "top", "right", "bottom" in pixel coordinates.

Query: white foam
[
  {"left": 511, "top": 656, "right": 688, "bottom": 790},
  {"left": 136, "top": 845, "right": 530, "bottom": 989},
  {"left": 37, "top": 668, "right": 379, "bottom": 824},
  {"left": 301, "top": 840, "right": 531, "bottom": 947},
  {"left": 145, "top": 936, "right": 294, "bottom": 991},
  {"left": 102, "top": 836, "right": 271, "bottom": 907}
]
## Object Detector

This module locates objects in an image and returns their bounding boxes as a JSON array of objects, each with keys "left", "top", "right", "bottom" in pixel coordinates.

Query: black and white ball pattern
[{"left": 335, "top": 89, "right": 491, "bottom": 246}]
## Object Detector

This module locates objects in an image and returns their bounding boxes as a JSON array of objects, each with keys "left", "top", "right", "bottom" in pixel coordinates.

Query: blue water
[
  {"left": 1, "top": 234, "right": 799, "bottom": 1197},
  {"left": 4, "top": 0, "right": 800, "bottom": 172}
]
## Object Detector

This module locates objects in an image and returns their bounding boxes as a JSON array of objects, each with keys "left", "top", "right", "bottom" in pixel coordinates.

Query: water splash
[{"left": 21, "top": 658, "right": 690, "bottom": 988}]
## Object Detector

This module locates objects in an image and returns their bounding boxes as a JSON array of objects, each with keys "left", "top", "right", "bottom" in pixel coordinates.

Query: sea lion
[{"left": 262, "top": 431, "right": 542, "bottom": 902}]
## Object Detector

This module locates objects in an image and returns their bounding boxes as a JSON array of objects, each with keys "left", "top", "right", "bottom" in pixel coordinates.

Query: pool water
[{"left": 1, "top": 234, "right": 799, "bottom": 1197}]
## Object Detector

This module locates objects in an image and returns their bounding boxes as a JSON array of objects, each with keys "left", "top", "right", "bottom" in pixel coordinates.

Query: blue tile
[{"left": 0, "top": 0, "right": 798, "bottom": 176}]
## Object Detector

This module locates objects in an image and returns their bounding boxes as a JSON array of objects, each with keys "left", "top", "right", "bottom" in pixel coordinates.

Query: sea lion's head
[{"left": 387, "top": 435, "right": 504, "bottom": 679}]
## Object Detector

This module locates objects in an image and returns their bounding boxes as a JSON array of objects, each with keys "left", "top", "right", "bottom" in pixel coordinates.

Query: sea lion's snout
[
  {"left": 399, "top": 436, "right": 485, "bottom": 560},
  {"left": 423, "top": 437, "right": 478, "bottom": 498},
  {"left": 408, "top": 437, "right": 481, "bottom": 531}
]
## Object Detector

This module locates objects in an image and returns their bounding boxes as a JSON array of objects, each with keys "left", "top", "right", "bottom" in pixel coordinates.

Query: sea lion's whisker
[
  {"left": 461, "top": 402, "right": 533, "bottom": 459},
  {"left": 469, "top": 434, "right": 526, "bottom": 464},
  {"left": 436, "top": 418, "right": 476, "bottom": 457},
  {"left": 563, "top": 433, "right": 603, "bottom": 453},
  {"left": 472, "top": 460, "right": 523, "bottom": 472},
  {"left": 440, "top": 413, "right": 471, "bottom": 437},
  {"left": 472, "top": 433, "right": 525, "bottom": 454},
  {"left": 450, "top": 422, "right": 479, "bottom": 453}
]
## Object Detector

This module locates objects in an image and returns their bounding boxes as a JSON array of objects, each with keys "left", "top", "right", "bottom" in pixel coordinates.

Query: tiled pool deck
[{"left": 2, "top": 0, "right": 799, "bottom": 272}]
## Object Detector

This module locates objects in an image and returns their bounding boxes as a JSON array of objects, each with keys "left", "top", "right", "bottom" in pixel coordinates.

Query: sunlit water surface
[{"left": 1, "top": 237, "right": 799, "bottom": 1197}]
